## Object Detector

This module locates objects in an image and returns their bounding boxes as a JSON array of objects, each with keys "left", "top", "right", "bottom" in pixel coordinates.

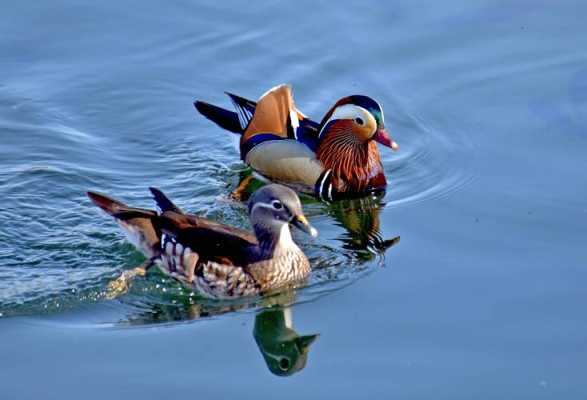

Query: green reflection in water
[{"left": 253, "top": 305, "right": 318, "bottom": 377}]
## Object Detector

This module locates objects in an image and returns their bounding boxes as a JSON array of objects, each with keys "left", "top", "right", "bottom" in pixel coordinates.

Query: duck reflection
[
  {"left": 254, "top": 306, "right": 318, "bottom": 376},
  {"left": 121, "top": 290, "right": 318, "bottom": 376},
  {"left": 326, "top": 191, "right": 400, "bottom": 259}
]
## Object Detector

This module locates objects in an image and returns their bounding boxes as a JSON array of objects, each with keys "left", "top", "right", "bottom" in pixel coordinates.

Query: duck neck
[
  {"left": 254, "top": 223, "right": 300, "bottom": 260},
  {"left": 316, "top": 132, "right": 383, "bottom": 192}
]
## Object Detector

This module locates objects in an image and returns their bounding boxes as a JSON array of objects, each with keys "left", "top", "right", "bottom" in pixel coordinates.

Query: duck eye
[
  {"left": 279, "top": 358, "right": 290, "bottom": 371},
  {"left": 355, "top": 117, "right": 364, "bottom": 126},
  {"left": 271, "top": 200, "right": 283, "bottom": 210}
]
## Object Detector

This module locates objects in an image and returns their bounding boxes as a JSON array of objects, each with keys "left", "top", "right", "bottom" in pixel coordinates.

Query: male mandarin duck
[
  {"left": 194, "top": 84, "right": 399, "bottom": 201},
  {"left": 87, "top": 184, "right": 317, "bottom": 299}
]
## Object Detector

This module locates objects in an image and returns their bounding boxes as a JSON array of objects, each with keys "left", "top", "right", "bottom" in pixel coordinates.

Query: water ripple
[{"left": 0, "top": 84, "right": 468, "bottom": 325}]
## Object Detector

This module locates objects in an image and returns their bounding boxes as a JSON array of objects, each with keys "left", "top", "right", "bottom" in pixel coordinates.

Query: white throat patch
[{"left": 278, "top": 223, "right": 297, "bottom": 251}]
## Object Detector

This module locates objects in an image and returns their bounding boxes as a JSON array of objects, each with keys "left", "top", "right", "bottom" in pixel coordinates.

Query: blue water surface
[{"left": 1, "top": 1, "right": 586, "bottom": 398}]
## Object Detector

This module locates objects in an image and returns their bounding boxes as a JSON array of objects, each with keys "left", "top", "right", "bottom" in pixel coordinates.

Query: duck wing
[
  {"left": 240, "top": 84, "right": 319, "bottom": 149},
  {"left": 194, "top": 84, "right": 320, "bottom": 150},
  {"left": 89, "top": 189, "right": 259, "bottom": 267},
  {"left": 148, "top": 187, "right": 258, "bottom": 266},
  {"left": 157, "top": 211, "right": 258, "bottom": 267}
]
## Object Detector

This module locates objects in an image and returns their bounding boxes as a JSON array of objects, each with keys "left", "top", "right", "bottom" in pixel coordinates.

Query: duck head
[
  {"left": 315, "top": 96, "right": 398, "bottom": 193},
  {"left": 318, "top": 95, "right": 399, "bottom": 151},
  {"left": 248, "top": 184, "right": 317, "bottom": 254},
  {"left": 254, "top": 307, "right": 319, "bottom": 376}
]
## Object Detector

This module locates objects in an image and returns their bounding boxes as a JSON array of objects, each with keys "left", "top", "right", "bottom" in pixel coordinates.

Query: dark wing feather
[
  {"left": 226, "top": 92, "right": 257, "bottom": 131},
  {"left": 149, "top": 187, "right": 183, "bottom": 214},
  {"left": 158, "top": 211, "right": 258, "bottom": 266},
  {"left": 194, "top": 100, "right": 243, "bottom": 134}
]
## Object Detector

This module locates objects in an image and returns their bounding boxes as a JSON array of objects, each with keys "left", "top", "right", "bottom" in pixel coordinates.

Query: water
[{"left": 1, "top": 0, "right": 586, "bottom": 398}]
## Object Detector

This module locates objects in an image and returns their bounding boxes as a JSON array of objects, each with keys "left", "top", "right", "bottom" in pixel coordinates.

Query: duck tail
[
  {"left": 194, "top": 93, "right": 258, "bottom": 134},
  {"left": 194, "top": 100, "right": 243, "bottom": 134},
  {"left": 149, "top": 187, "right": 183, "bottom": 214},
  {"left": 87, "top": 191, "right": 161, "bottom": 257},
  {"left": 87, "top": 191, "right": 133, "bottom": 216}
]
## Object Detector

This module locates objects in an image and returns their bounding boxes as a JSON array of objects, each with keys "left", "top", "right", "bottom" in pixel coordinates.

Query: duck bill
[
  {"left": 373, "top": 128, "right": 399, "bottom": 151},
  {"left": 291, "top": 215, "right": 318, "bottom": 237}
]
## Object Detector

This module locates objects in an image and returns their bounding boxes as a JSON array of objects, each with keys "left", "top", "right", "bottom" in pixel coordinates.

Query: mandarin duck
[
  {"left": 87, "top": 184, "right": 317, "bottom": 299},
  {"left": 194, "top": 84, "right": 399, "bottom": 201}
]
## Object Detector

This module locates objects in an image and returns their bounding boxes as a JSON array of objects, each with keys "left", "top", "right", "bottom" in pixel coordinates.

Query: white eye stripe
[
  {"left": 331, "top": 104, "right": 368, "bottom": 120},
  {"left": 250, "top": 202, "right": 281, "bottom": 215},
  {"left": 318, "top": 104, "right": 376, "bottom": 138}
]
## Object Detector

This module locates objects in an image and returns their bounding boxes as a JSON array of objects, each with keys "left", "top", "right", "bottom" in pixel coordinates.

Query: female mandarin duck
[
  {"left": 87, "top": 184, "right": 317, "bottom": 299},
  {"left": 194, "top": 84, "right": 399, "bottom": 201}
]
